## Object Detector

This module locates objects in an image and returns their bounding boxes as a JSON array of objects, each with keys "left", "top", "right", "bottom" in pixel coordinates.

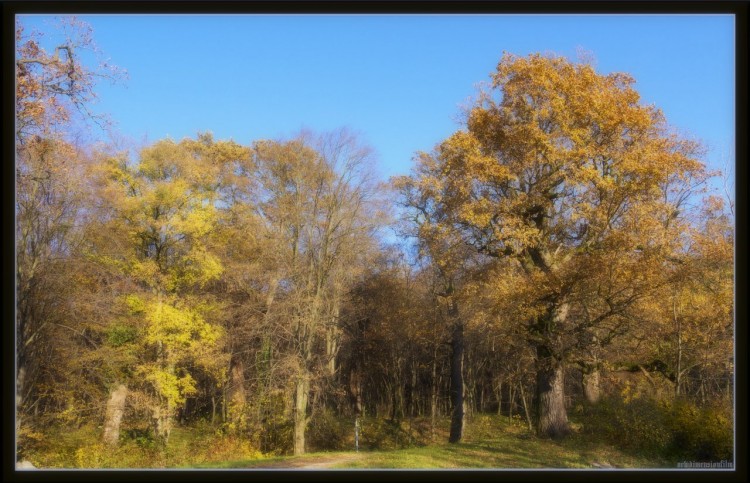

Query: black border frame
[{"left": 3, "top": 2, "right": 747, "bottom": 482}]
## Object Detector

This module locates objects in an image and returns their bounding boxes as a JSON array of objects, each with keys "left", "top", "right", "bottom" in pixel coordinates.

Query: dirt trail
[{"left": 251, "top": 453, "right": 362, "bottom": 469}]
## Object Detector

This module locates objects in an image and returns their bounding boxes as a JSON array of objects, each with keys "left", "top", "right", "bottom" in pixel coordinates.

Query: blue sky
[{"left": 18, "top": 14, "right": 735, "bottom": 184}]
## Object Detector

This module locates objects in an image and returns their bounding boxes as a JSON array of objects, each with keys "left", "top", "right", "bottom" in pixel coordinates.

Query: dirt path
[{"left": 250, "top": 453, "right": 362, "bottom": 469}]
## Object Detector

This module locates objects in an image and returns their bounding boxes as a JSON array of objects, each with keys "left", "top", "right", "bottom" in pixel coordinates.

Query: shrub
[
  {"left": 666, "top": 399, "right": 732, "bottom": 461},
  {"left": 359, "top": 416, "right": 421, "bottom": 450},
  {"left": 583, "top": 396, "right": 733, "bottom": 462},
  {"left": 582, "top": 396, "right": 671, "bottom": 455},
  {"left": 307, "top": 408, "right": 351, "bottom": 451},
  {"left": 20, "top": 421, "right": 265, "bottom": 468}
]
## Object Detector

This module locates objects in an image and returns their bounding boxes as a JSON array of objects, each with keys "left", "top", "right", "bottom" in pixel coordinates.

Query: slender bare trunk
[
  {"left": 431, "top": 349, "right": 438, "bottom": 441},
  {"left": 495, "top": 379, "right": 503, "bottom": 416},
  {"left": 674, "top": 296, "right": 682, "bottom": 397},
  {"left": 410, "top": 363, "right": 417, "bottom": 417},
  {"left": 518, "top": 381, "right": 533, "bottom": 431},
  {"left": 325, "top": 297, "right": 340, "bottom": 377},
  {"left": 448, "top": 315, "right": 465, "bottom": 443}
]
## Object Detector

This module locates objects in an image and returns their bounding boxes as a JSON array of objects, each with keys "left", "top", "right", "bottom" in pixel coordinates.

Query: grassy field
[
  {"left": 197, "top": 415, "right": 670, "bottom": 469},
  {"left": 20, "top": 413, "right": 678, "bottom": 469}
]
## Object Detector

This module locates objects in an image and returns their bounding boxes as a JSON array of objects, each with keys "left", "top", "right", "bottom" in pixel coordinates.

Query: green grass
[
  {"left": 198, "top": 415, "right": 670, "bottom": 469},
  {"left": 20, "top": 414, "right": 674, "bottom": 469}
]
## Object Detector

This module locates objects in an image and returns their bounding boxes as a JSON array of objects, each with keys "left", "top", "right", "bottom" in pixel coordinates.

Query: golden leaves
[{"left": 408, "top": 53, "right": 707, "bottom": 262}]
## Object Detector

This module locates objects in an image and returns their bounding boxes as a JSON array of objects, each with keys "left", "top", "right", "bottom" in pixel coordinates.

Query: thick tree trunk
[
  {"left": 153, "top": 404, "right": 171, "bottom": 442},
  {"left": 533, "top": 299, "right": 571, "bottom": 439},
  {"left": 582, "top": 367, "right": 601, "bottom": 404},
  {"left": 103, "top": 384, "right": 128, "bottom": 446},
  {"left": 536, "top": 348, "right": 569, "bottom": 439},
  {"left": 293, "top": 372, "right": 310, "bottom": 455},
  {"left": 448, "top": 316, "right": 465, "bottom": 443}
]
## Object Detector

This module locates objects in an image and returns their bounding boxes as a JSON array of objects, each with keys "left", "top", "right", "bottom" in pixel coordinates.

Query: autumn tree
[
  {"left": 252, "top": 129, "right": 381, "bottom": 455},
  {"left": 398, "top": 53, "right": 706, "bottom": 438},
  {"left": 396, "top": 171, "right": 486, "bottom": 442},
  {"left": 636, "top": 195, "right": 733, "bottom": 402},
  {"left": 15, "top": 17, "right": 124, "bottom": 436},
  {"left": 16, "top": 17, "right": 124, "bottom": 141},
  {"left": 16, "top": 137, "right": 88, "bottom": 429},
  {"left": 90, "top": 136, "right": 250, "bottom": 443}
]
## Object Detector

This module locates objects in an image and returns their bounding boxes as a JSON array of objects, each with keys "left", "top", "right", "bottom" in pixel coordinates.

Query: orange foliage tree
[{"left": 397, "top": 53, "right": 707, "bottom": 438}]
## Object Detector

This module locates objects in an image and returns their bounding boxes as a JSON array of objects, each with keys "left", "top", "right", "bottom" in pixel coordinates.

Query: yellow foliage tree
[{"left": 93, "top": 135, "right": 251, "bottom": 442}]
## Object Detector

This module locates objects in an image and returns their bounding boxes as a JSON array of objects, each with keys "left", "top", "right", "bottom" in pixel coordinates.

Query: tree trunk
[
  {"left": 293, "top": 371, "right": 310, "bottom": 455},
  {"left": 397, "top": 373, "right": 405, "bottom": 421},
  {"left": 16, "top": 364, "right": 26, "bottom": 434},
  {"left": 495, "top": 379, "right": 503, "bottom": 415},
  {"left": 582, "top": 367, "right": 601, "bottom": 404},
  {"left": 674, "top": 296, "right": 682, "bottom": 397},
  {"left": 431, "top": 349, "right": 438, "bottom": 441},
  {"left": 533, "top": 299, "right": 571, "bottom": 439},
  {"left": 409, "top": 363, "right": 417, "bottom": 418},
  {"left": 464, "top": 362, "right": 474, "bottom": 419},
  {"left": 349, "top": 367, "right": 363, "bottom": 416},
  {"left": 448, "top": 315, "right": 465, "bottom": 443},
  {"left": 325, "top": 299, "right": 341, "bottom": 377},
  {"left": 390, "top": 381, "right": 399, "bottom": 421},
  {"left": 103, "top": 384, "right": 128, "bottom": 446},
  {"left": 153, "top": 341, "right": 174, "bottom": 443},
  {"left": 518, "top": 381, "right": 533, "bottom": 432},
  {"left": 536, "top": 346, "right": 569, "bottom": 439},
  {"left": 227, "top": 358, "right": 246, "bottom": 430}
]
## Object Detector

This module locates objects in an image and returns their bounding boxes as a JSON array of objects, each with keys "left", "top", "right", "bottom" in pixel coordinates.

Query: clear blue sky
[{"left": 18, "top": 14, "right": 735, "bottom": 183}]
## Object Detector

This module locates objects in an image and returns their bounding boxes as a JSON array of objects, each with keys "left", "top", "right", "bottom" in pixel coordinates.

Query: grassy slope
[{"left": 201, "top": 416, "right": 669, "bottom": 469}]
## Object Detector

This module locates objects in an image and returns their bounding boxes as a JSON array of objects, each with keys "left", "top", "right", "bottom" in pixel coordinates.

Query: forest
[{"left": 14, "top": 18, "right": 734, "bottom": 469}]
